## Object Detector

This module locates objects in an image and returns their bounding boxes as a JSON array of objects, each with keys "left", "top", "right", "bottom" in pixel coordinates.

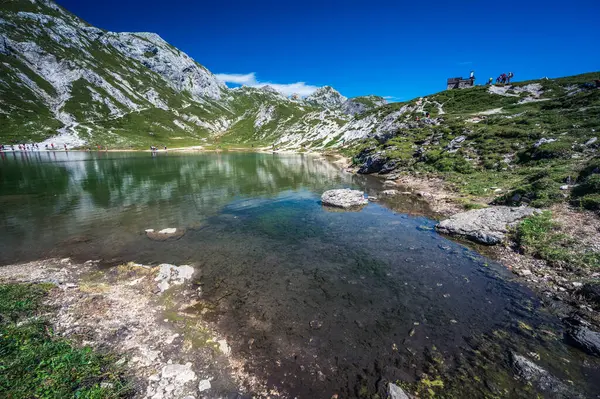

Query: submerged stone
[
  {"left": 146, "top": 227, "right": 186, "bottom": 241},
  {"left": 511, "top": 352, "right": 580, "bottom": 398},
  {"left": 566, "top": 326, "right": 600, "bottom": 357}
]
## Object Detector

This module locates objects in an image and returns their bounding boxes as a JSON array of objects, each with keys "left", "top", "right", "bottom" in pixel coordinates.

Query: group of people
[
  {"left": 0, "top": 143, "right": 68, "bottom": 151},
  {"left": 489, "top": 72, "right": 514, "bottom": 85},
  {"left": 150, "top": 145, "right": 167, "bottom": 151}
]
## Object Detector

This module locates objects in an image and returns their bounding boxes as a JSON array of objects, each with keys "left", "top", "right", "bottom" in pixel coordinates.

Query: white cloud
[
  {"left": 383, "top": 95, "right": 403, "bottom": 102},
  {"left": 215, "top": 72, "right": 320, "bottom": 97}
]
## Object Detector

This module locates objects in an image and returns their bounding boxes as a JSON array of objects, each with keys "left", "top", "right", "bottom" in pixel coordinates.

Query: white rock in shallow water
[
  {"left": 146, "top": 227, "right": 185, "bottom": 241},
  {"left": 436, "top": 206, "right": 539, "bottom": 245},
  {"left": 321, "top": 189, "right": 368, "bottom": 209}
]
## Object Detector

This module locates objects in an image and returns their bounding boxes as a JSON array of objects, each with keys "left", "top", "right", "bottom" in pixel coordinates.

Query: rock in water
[
  {"left": 388, "top": 383, "right": 409, "bottom": 399},
  {"left": 436, "top": 206, "right": 539, "bottom": 245},
  {"left": 567, "top": 326, "right": 600, "bottom": 357},
  {"left": 146, "top": 227, "right": 185, "bottom": 241},
  {"left": 321, "top": 189, "right": 368, "bottom": 209},
  {"left": 511, "top": 352, "right": 580, "bottom": 398}
]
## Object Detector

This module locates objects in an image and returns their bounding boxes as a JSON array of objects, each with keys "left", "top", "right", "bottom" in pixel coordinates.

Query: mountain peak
[{"left": 306, "top": 86, "right": 347, "bottom": 108}]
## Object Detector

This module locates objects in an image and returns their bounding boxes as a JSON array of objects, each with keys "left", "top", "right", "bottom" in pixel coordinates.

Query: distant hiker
[
  {"left": 164, "top": 146, "right": 167, "bottom": 150},
  {"left": 416, "top": 115, "right": 420, "bottom": 121},
  {"left": 425, "top": 112, "right": 430, "bottom": 118},
  {"left": 496, "top": 76, "right": 501, "bottom": 84},
  {"left": 51, "top": 143, "right": 54, "bottom": 149},
  {"left": 64, "top": 144, "right": 67, "bottom": 151},
  {"left": 470, "top": 71, "right": 475, "bottom": 85},
  {"left": 507, "top": 72, "right": 514, "bottom": 83},
  {"left": 488, "top": 77, "right": 493, "bottom": 85}
]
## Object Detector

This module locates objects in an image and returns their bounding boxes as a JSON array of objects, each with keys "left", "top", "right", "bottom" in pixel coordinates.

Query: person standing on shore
[{"left": 470, "top": 70, "right": 475, "bottom": 86}]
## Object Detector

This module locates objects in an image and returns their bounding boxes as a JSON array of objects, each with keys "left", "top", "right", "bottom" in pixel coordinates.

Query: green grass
[
  {"left": 514, "top": 211, "right": 600, "bottom": 269},
  {"left": 0, "top": 283, "right": 131, "bottom": 398}
]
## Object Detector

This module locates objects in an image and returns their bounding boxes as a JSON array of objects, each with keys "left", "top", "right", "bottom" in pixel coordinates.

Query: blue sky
[{"left": 56, "top": 0, "right": 599, "bottom": 101}]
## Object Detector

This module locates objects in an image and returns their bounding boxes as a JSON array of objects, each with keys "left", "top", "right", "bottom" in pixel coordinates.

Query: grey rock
[
  {"left": 445, "top": 135, "right": 466, "bottom": 151},
  {"left": 585, "top": 137, "right": 598, "bottom": 147},
  {"left": 534, "top": 138, "right": 557, "bottom": 148},
  {"left": 321, "top": 189, "right": 368, "bottom": 209},
  {"left": 511, "top": 352, "right": 580, "bottom": 398},
  {"left": 436, "top": 206, "right": 539, "bottom": 245},
  {"left": 358, "top": 152, "right": 387, "bottom": 174},
  {"left": 388, "top": 383, "right": 410, "bottom": 399},
  {"left": 567, "top": 326, "right": 600, "bottom": 356},
  {"left": 381, "top": 190, "right": 399, "bottom": 196}
]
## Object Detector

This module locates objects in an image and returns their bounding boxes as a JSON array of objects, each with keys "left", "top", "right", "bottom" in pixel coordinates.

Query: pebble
[{"left": 198, "top": 379, "right": 211, "bottom": 392}]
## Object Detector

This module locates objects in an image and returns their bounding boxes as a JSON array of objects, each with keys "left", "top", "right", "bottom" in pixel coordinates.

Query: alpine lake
[{"left": 1, "top": 151, "right": 599, "bottom": 398}]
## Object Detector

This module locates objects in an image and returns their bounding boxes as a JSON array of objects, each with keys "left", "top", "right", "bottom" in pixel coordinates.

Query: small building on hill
[{"left": 447, "top": 77, "right": 474, "bottom": 90}]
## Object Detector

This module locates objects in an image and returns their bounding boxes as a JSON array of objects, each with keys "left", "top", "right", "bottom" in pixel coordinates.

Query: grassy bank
[{"left": 0, "top": 283, "right": 130, "bottom": 398}]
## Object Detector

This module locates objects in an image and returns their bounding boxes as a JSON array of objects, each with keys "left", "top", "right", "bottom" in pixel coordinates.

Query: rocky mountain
[
  {"left": 0, "top": 0, "right": 390, "bottom": 149},
  {"left": 306, "top": 86, "right": 347, "bottom": 108},
  {"left": 1, "top": 0, "right": 598, "bottom": 160}
]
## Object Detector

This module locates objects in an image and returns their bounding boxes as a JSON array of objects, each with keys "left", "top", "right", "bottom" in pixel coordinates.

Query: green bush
[
  {"left": 495, "top": 172, "right": 564, "bottom": 208},
  {"left": 532, "top": 141, "right": 573, "bottom": 160}
]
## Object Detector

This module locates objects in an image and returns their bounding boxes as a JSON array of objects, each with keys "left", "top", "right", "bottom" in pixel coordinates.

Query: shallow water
[{"left": 1, "top": 151, "right": 598, "bottom": 397}]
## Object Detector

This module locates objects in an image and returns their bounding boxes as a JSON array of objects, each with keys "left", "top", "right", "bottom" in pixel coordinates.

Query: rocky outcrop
[
  {"left": 511, "top": 352, "right": 579, "bottom": 398},
  {"left": 436, "top": 206, "right": 539, "bottom": 244},
  {"left": 321, "top": 189, "right": 368, "bottom": 209}
]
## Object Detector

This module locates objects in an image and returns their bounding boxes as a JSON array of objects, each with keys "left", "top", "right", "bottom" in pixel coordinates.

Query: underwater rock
[
  {"left": 511, "top": 352, "right": 580, "bottom": 398},
  {"left": 146, "top": 227, "right": 186, "bottom": 241},
  {"left": 567, "top": 326, "right": 600, "bottom": 357}
]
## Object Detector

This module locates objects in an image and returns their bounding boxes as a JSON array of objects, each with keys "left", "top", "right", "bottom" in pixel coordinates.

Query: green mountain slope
[{"left": 349, "top": 72, "right": 600, "bottom": 211}]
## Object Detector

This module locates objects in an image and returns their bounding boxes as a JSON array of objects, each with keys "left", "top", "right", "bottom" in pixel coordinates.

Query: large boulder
[
  {"left": 436, "top": 206, "right": 538, "bottom": 245},
  {"left": 321, "top": 189, "right": 368, "bottom": 209}
]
